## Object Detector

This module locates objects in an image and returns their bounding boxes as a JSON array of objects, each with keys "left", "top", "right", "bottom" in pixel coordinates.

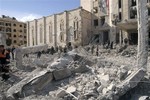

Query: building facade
[
  {"left": 28, "top": 0, "right": 150, "bottom": 47},
  {"left": 0, "top": 15, "right": 27, "bottom": 47},
  {"left": 116, "top": 0, "right": 150, "bottom": 45},
  {"left": 81, "top": 0, "right": 118, "bottom": 45},
  {"left": 27, "top": 7, "right": 92, "bottom": 47},
  {"left": 81, "top": 0, "right": 150, "bottom": 45}
]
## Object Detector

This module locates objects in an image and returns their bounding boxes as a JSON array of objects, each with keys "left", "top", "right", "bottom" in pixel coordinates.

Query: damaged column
[{"left": 137, "top": 0, "right": 149, "bottom": 70}]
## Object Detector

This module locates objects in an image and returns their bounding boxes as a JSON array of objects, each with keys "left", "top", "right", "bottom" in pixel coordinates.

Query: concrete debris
[
  {"left": 6, "top": 69, "right": 53, "bottom": 99},
  {"left": 138, "top": 96, "right": 150, "bottom": 100},
  {"left": 33, "top": 59, "right": 45, "bottom": 67},
  {"left": 15, "top": 44, "right": 48, "bottom": 69},
  {"left": 56, "top": 90, "right": 67, "bottom": 98},
  {"left": 0, "top": 46, "right": 149, "bottom": 100},
  {"left": 118, "top": 68, "right": 128, "bottom": 80},
  {"left": 66, "top": 86, "right": 76, "bottom": 93},
  {"left": 53, "top": 68, "right": 72, "bottom": 80}
]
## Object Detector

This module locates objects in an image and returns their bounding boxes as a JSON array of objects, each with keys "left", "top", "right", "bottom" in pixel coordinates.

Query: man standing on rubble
[
  {"left": 37, "top": 51, "right": 41, "bottom": 58},
  {"left": 96, "top": 45, "right": 99, "bottom": 56},
  {"left": 0, "top": 45, "right": 10, "bottom": 81},
  {"left": 11, "top": 46, "right": 15, "bottom": 60},
  {"left": 91, "top": 45, "right": 94, "bottom": 54}
]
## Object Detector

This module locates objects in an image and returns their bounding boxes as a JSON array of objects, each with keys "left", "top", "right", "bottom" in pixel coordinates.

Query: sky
[{"left": 0, "top": 0, "right": 80, "bottom": 22}]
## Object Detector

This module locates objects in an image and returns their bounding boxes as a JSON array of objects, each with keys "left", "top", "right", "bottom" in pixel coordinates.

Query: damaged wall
[
  {"left": 0, "top": 32, "right": 6, "bottom": 46},
  {"left": 27, "top": 7, "right": 93, "bottom": 47}
]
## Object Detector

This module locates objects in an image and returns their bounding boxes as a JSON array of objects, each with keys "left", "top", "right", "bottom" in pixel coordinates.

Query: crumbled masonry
[{"left": 0, "top": 45, "right": 150, "bottom": 100}]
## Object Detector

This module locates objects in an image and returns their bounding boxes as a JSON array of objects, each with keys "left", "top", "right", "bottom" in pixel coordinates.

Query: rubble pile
[
  {"left": 0, "top": 46, "right": 149, "bottom": 100},
  {"left": 118, "top": 46, "right": 137, "bottom": 57}
]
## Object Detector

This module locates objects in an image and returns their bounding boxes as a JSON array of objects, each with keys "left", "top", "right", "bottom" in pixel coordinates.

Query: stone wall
[{"left": 27, "top": 7, "right": 92, "bottom": 47}]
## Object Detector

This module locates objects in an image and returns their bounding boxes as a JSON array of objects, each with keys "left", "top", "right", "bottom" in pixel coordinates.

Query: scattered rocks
[
  {"left": 1, "top": 46, "right": 148, "bottom": 100},
  {"left": 66, "top": 86, "right": 76, "bottom": 93}
]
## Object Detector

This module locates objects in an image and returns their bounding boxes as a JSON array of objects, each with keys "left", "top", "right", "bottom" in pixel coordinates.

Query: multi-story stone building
[
  {"left": 116, "top": 0, "right": 150, "bottom": 45},
  {"left": 0, "top": 15, "right": 27, "bottom": 47},
  {"left": 81, "top": 0, "right": 150, "bottom": 45},
  {"left": 27, "top": 0, "right": 150, "bottom": 47},
  {"left": 81, "top": 0, "right": 120, "bottom": 45},
  {"left": 27, "top": 7, "right": 92, "bottom": 47}
]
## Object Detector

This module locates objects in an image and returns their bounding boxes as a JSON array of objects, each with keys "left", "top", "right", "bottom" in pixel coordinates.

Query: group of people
[
  {"left": 36, "top": 43, "right": 73, "bottom": 58},
  {"left": 0, "top": 42, "right": 74, "bottom": 81}
]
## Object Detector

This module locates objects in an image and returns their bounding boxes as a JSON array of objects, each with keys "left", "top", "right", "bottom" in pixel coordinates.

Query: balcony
[{"left": 117, "top": 19, "right": 137, "bottom": 30}]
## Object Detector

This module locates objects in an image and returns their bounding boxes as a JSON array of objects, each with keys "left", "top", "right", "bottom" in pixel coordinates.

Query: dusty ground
[{"left": 0, "top": 46, "right": 150, "bottom": 100}]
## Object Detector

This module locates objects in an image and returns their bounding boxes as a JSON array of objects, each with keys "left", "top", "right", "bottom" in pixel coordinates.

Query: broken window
[
  {"left": 60, "top": 32, "right": 64, "bottom": 42},
  {"left": 7, "top": 33, "right": 11, "bottom": 37},
  {"left": 14, "top": 40, "right": 17, "bottom": 43},
  {"left": 129, "top": 33, "right": 138, "bottom": 45},
  {"left": 94, "top": 19, "right": 98, "bottom": 26},
  {"left": 118, "top": 0, "right": 122, "bottom": 8},
  {"left": 14, "top": 35, "right": 16, "bottom": 37},
  {"left": 74, "top": 30, "right": 78, "bottom": 40},
  {"left": 6, "top": 28, "right": 11, "bottom": 32},
  {"left": 130, "top": 6, "right": 137, "bottom": 19},
  {"left": 100, "top": 17, "right": 105, "bottom": 26},
  {"left": 13, "top": 29, "right": 16, "bottom": 32},
  {"left": 131, "top": 0, "right": 136, "bottom": 6},
  {"left": 0, "top": 22, "right": 4, "bottom": 25},
  {"left": 116, "top": 33, "right": 119, "bottom": 44},
  {"left": 74, "top": 21, "right": 79, "bottom": 30},
  {"left": 148, "top": 8, "right": 150, "bottom": 16},
  {"left": 119, "top": 12, "right": 122, "bottom": 21}
]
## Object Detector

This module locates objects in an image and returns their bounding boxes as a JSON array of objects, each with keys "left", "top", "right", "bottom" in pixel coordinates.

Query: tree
[{"left": 137, "top": 0, "right": 148, "bottom": 69}]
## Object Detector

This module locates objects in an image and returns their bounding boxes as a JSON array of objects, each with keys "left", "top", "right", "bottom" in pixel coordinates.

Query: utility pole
[{"left": 137, "top": 0, "right": 148, "bottom": 69}]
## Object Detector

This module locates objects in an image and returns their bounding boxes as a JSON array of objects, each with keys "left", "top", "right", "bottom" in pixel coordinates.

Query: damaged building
[
  {"left": 81, "top": 0, "right": 150, "bottom": 45},
  {"left": 116, "top": 0, "right": 150, "bottom": 45},
  {"left": 27, "top": 0, "right": 150, "bottom": 47},
  {"left": 27, "top": 7, "right": 92, "bottom": 47}
]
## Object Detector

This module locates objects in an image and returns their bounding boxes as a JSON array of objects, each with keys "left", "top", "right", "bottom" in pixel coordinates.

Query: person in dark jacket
[
  {"left": 11, "top": 46, "right": 15, "bottom": 60},
  {"left": 0, "top": 45, "right": 10, "bottom": 81},
  {"left": 37, "top": 51, "right": 41, "bottom": 58}
]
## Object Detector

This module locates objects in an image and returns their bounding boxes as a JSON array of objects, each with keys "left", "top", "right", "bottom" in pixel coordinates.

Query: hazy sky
[{"left": 0, "top": 0, "right": 80, "bottom": 22}]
